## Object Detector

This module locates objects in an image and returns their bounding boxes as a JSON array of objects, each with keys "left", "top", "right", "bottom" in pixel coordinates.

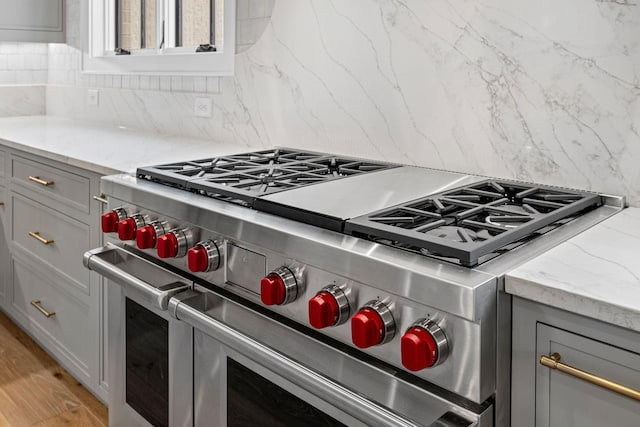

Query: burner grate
[
  {"left": 345, "top": 180, "right": 602, "bottom": 266},
  {"left": 137, "top": 148, "right": 397, "bottom": 206}
]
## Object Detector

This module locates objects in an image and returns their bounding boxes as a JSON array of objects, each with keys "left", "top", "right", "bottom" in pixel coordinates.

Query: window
[{"left": 83, "top": 0, "right": 234, "bottom": 75}]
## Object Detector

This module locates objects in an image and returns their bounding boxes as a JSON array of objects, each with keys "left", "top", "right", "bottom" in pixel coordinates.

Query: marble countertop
[
  {"left": 506, "top": 208, "right": 640, "bottom": 332},
  {"left": 0, "top": 116, "right": 262, "bottom": 175}
]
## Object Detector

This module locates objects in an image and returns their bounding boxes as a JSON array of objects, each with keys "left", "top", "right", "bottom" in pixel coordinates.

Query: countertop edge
[
  {"left": 505, "top": 273, "right": 640, "bottom": 333},
  {"left": 0, "top": 136, "right": 122, "bottom": 175}
]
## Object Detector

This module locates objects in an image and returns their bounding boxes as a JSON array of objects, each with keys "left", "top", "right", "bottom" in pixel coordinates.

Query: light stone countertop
[
  {"left": 505, "top": 207, "right": 640, "bottom": 332},
  {"left": 0, "top": 116, "right": 263, "bottom": 175}
]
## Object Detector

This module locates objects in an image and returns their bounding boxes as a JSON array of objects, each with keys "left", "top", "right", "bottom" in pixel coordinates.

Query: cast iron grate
[
  {"left": 137, "top": 148, "right": 396, "bottom": 205},
  {"left": 344, "top": 180, "right": 602, "bottom": 266}
]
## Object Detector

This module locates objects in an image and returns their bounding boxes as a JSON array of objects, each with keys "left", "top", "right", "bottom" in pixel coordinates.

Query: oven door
[
  {"left": 84, "top": 243, "right": 195, "bottom": 427},
  {"left": 170, "top": 288, "right": 492, "bottom": 427}
]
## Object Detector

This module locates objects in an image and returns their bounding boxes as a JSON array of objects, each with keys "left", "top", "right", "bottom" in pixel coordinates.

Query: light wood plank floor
[{"left": 0, "top": 312, "right": 108, "bottom": 426}]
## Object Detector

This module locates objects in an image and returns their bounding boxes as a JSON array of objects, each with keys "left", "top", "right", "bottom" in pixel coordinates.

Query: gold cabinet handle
[
  {"left": 28, "top": 176, "right": 55, "bottom": 186},
  {"left": 0, "top": 202, "right": 4, "bottom": 206},
  {"left": 29, "top": 231, "right": 54, "bottom": 245},
  {"left": 540, "top": 352, "right": 640, "bottom": 401},
  {"left": 30, "top": 300, "right": 56, "bottom": 318},
  {"left": 93, "top": 194, "right": 108, "bottom": 204}
]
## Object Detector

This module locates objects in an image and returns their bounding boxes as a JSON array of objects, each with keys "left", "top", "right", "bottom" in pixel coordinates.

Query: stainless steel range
[{"left": 83, "top": 148, "right": 624, "bottom": 427}]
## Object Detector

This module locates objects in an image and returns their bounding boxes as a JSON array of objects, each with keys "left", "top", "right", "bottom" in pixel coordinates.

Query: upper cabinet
[{"left": 0, "top": 0, "right": 65, "bottom": 43}]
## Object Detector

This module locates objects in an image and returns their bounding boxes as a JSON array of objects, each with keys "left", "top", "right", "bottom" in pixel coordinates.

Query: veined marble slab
[
  {"left": 48, "top": 0, "right": 640, "bottom": 207},
  {"left": 506, "top": 208, "right": 640, "bottom": 332},
  {"left": 0, "top": 85, "right": 45, "bottom": 117},
  {"left": 0, "top": 116, "right": 263, "bottom": 175}
]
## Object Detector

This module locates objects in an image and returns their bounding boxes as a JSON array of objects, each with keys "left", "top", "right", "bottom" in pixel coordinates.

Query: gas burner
[
  {"left": 423, "top": 226, "right": 492, "bottom": 243},
  {"left": 306, "top": 158, "right": 390, "bottom": 177},
  {"left": 345, "top": 180, "right": 602, "bottom": 266}
]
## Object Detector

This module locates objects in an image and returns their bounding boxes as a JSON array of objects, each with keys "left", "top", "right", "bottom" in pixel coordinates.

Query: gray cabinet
[
  {"left": 512, "top": 297, "right": 640, "bottom": 426},
  {"left": 0, "top": 144, "right": 107, "bottom": 404},
  {"left": 0, "top": 0, "right": 64, "bottom": 43}
]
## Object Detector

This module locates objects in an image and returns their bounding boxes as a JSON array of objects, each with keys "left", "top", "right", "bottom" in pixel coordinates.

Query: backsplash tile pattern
[
  {"left": 0, "top": 43, "right": 48, "bottom": 84},
  {"left": 237, "top": 0, "right": 275, "bottom": 52}
]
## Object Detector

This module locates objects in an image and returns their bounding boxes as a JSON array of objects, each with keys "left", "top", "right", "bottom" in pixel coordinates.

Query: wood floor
[{"left": 0, "top": 312, "right": 108, "bottom": 426}]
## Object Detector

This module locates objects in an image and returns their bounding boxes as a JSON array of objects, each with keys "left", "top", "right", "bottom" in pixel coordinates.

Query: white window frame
[{"left": 82, "top": 0, "right": 235, "bottom": 76}]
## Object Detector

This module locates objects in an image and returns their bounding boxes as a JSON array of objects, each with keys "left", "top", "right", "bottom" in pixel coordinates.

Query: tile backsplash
[
  {"left": 2, "top": 0, "right": 640, "bottom": 207},
  {"left": 0, "top": 43, "right": 48, "bottom": 84}
]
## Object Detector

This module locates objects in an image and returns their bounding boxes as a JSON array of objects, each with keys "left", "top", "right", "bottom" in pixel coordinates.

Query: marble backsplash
[
  {"left": 0, "top": 85, "right": 45, "bottom": 117},
  {"left": 44, "top": 0, "right": 640, "bottom": 206}
]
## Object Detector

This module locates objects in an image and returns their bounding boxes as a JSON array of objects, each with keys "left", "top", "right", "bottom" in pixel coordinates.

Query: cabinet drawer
[
  {"left": 12, "top": 193, "right": 90, "bottom": 294},
  {"left": 11, "top": 256, "right": 91, "bottom": 375},
  {"left": 536, "top": 324, "right": 640, "bottom": 427},
  {"left": 11, "top": 155, "right": 90, "bottom": 214}
]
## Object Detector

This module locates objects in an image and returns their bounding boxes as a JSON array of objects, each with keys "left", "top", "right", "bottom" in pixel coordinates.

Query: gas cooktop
[
  {"left": 137, "top": 148, "right": 603, "bottom": 267},
  {"left": 344, "top": 179, "right": 602, "bottom": 266},
  {"left": 137, "top": 148, "right": 397, "bottom": 205}
]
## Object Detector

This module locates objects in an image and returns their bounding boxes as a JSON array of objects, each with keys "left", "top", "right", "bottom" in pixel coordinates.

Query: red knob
[
  {"left": 136, "top": 225, "right": 157, "bottom": 249},
  {"left": 157, "top": 233, "right": 178, "bottom": 258},
  {"left": 187, "top": 245, "right": 209, "bottom": 272},
  {"left": 308, "top": 291, "right": 340, "bottom": 329},
  {"left": 117, "top": 218, "right": 137, "bottom": 240},
  {"left": 401, "top": 327, "right": 439, "bottom": 371},
  {"left": 101, "top": 211, "right": 120, "bottom": 233},
  {"left": 261, "top": 273, "right": 286, "bottom": 306},
  {"left": 351, "top": 308, "right": 385, "bottom": 349}
]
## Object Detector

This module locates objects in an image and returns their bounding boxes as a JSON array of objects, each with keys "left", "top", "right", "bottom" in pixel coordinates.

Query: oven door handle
[
  {"left": 83, "top": 243, "right": 190, "bottom": 310},
  {"left": 170, "top": 293, "right": 422, "bottom": 427}
]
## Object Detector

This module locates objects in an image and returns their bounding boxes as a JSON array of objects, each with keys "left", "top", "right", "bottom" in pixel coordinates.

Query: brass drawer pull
[
  {"left": 28, "top": 176, "right": 55, "bottom": 186},
  {"left": 29, "top": 231, "right": 54, "bottom": 245},
  {"left": 540, "top": 352, "right": 640, "bottom": 401},
  {"left": 93, "top": 194, "right": 109, "bottom": 204},
  {"left": 30, "top": 300, "right": 56, "bottom": 318},
  {"left": 0, "top": 201, "right": 4, "bottom": 206}
]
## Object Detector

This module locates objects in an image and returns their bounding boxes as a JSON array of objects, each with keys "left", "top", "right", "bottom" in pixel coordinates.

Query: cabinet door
[
  {"left": 536, "top": 324, "right": 640, "bottom": 427},
  {"left": 0, "top": 0, "right": 64, "bottom": 43}
]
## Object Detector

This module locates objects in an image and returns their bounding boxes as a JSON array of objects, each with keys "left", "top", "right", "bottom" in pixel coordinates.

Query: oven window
[
  {"left": 227, "top": 358, "right": 346, "bottom": 426},
  {"left": 125, "top": 298, "right": 169, "bottom": 427}
]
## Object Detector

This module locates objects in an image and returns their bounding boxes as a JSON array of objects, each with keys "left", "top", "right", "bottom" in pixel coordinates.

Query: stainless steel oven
[
  {"left": 169, "top": 286, "right": 489, "bottom": 427},
  {"left": 85, "top": 243, "right": 491, "bottom": 427},
  {"left": 85, "top": 151, "right": 623, "bottom": 427},
  {"left": 84, "top": 243, "right": 194, "bottom": 427}
]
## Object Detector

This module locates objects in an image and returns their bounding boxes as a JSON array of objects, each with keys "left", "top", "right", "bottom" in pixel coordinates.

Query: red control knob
[
  {"left": 136, "top": 225, "right": 157, "bottom": 249},
  {"left": 309, "top": 291, "right": 340, "bottom": 329},
  {"left": 101, "top": 211, "right": 119, "bottom": 233},
  {"left": 101, "top": 208, "right": 127, "bottom": 233},
  {"left": 260, "top": 267, "right": 297, "bottom": 306},
  {"left": 401, "top": 319, "right": 448, "bottom": 371},
  {"left": 351, "top": 308, "right": 385, "bottom": 348},
  {"left": 261, "top": 273, "right": 286, "bottom": 306},
  {"left": 157, "top": 233, "right": 179, "bottom": 258},
  {"left": 188, "top": 245, "right": 209, "bottom": 272},
  {"left": 117, "top": 218, "right": 137, "bottom": 240},
  {"left": 401, "top": 328, "right": 438, "bottom": 371}
]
